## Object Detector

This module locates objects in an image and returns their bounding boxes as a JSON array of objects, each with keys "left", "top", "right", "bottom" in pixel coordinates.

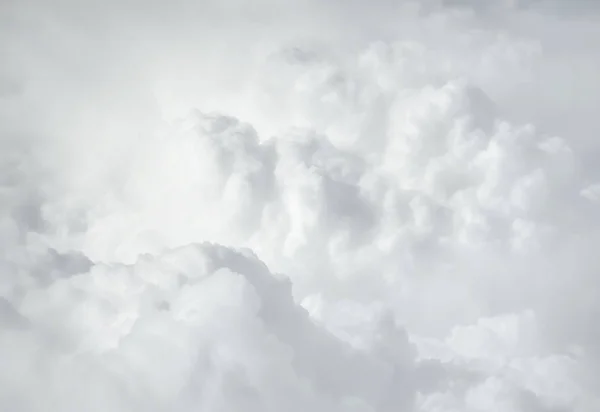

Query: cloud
[
  {"left": 1, "top": 243, "right": 423, "bottom": 411},
  {"left": 2, "top": 0, "right": 600, "bottom": 411}
]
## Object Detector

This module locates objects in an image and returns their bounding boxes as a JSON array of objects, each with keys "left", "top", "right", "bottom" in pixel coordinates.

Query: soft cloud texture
[{"left": 2, "top": 0, "right": 600, "bottom": 411}]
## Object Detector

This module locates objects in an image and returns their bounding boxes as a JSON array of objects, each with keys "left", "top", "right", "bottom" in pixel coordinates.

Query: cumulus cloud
[{"left": 2, "top": 0, "right": 600, "bottom": 411}]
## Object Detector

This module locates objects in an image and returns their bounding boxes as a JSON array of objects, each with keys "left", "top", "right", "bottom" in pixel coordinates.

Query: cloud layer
[{"left": 2, "top": 0, "right": 600, "bottom": 411}]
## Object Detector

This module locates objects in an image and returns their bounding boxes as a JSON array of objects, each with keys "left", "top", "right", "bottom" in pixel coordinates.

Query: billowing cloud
[{"left": 2, "top": 0, "right": 600, "bottom": 411}]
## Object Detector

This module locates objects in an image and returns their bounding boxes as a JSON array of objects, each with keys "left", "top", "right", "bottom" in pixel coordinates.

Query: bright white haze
[{"left": 2, "top": 0, "right": 600, "bottom": 410}]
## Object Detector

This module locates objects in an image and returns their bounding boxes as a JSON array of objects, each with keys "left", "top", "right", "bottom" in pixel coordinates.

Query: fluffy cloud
[
  {"left": 2, "top": 0, "right": 600, "bottom": 411},
  {"left": 1, "top": 242, "right": 438, "bottom": 411}
]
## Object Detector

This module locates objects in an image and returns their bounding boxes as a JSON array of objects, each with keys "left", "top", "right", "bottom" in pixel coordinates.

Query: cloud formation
[{"left": 2, "top": 0, "right": 600, "bottom": 411}]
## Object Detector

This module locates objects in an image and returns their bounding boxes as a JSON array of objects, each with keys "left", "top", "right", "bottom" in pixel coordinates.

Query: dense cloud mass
[{"left": 2, "top": 0, "right": 600, "bottom": 411}]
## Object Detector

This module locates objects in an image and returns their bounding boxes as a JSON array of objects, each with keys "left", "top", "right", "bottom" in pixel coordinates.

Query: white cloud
[{"left": 2, "top": 0, "right": 600, "bottom": 411}]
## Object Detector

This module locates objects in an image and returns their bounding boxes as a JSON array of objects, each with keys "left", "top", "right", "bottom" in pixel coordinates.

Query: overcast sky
[{"left": 2, "top": 1, "right": 600, "bottom": 411}]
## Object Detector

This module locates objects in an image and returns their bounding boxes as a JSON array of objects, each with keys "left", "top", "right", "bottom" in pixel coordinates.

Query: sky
[{"left": 1, "top": 0, "right": 600, "bottom": 411}]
